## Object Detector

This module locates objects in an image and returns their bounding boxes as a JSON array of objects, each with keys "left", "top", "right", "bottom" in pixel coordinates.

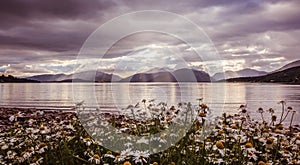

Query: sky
[{"left": 0, "top": 0, "right": 299, "bottom": 77}]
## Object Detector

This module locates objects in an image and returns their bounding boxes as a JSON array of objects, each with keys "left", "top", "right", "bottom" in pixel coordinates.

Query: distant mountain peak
[
  {"left": 27, "top": 73, "right": 67, "bottom": 82},
  {"left": 120, "top": 68, "right": 211, "bottom": 82}
]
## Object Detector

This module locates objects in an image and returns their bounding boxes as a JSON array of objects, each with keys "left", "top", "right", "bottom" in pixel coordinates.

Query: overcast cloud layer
[{"left": 0, "top": 0, "right": 299, "bottom": 77}]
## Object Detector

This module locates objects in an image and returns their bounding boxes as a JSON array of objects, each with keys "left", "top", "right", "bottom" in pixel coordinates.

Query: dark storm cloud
[
  {"left": 0, "top": 0, "right": 116, "bottom": 28},
  {"left": 0, "top": 24, "right": 91, "bottom": 52},
  {"left": 119, "top": 0, "right": 263, "bottom": 12},
  {"left": 0, "top": 0, "right": 299, "bottom": 76},
  {"left": 198, "top": 0, "right": 300, "bottom": 39},
  {"left": 0, "top": 0, "right": 117, "bottom": 53}
]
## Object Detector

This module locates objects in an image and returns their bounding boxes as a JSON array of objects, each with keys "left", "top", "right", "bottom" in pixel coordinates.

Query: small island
[{"left": 0, "top": 74, "right": 39, "bottom": 83}]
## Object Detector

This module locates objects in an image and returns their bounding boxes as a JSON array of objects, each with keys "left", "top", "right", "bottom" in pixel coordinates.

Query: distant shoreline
[{"left": 1, "top": 81, "right": 300, "bottom": 85}]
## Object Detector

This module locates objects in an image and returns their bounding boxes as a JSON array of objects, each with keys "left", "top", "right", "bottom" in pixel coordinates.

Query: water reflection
[{"left": 0, "top": 83, "right": 300, "bottom": 123}]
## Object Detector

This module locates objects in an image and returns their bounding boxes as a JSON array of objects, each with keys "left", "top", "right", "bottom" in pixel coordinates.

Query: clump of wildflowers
[{"left": 0, "top": 100, "right": 299, "bottom": 164}]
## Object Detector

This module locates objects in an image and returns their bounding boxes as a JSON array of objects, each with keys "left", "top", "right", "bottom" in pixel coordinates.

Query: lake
[{"left": 1, "top": 82, "right": 300, "bottom": 124}]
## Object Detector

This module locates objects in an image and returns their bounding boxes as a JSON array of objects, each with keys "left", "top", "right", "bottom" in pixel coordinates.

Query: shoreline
[
  {"left": 0, "top": 107, "right": 76, "bottom": 128},
  {"left": 0, "top": 106, "right": 75, "bottom": 112},
  {"left": 1, "top": 81, "right": 300, "bottom": 84}
]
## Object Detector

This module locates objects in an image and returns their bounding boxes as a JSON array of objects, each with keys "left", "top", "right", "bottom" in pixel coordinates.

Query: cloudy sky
[{"left": 0, "top": 0, "right": 299, "bottom": 77}]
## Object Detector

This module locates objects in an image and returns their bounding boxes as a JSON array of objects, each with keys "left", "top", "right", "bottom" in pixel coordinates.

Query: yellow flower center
[
  {"left": 198, "top": 112, "right": 206, "bottom": 117},
  {"left": 266, "top": 137, "right": 274, "bottom": 144},
  {"left": 231, "top": 125, "right": 238, "bottom": 129},
  {"left": 245, "top": 142, "right": 253, "bottom": 148},
  {"left": 39, "top": 142, "right": 46, "bottom": 148},
  {"left": 218, "top": 130, "right": 225, "bottom": 134},
  {"left": 93, "top": 154, "right": 100, "bottom": 160},
  {"left": 216, "top": 141, "right": 225, "bottom": 149},
  {"left": 123, "top": 161, "right": 132, "bottom": 165}
]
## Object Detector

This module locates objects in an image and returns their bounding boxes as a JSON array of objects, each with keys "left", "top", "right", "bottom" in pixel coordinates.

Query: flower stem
[
  {"left": 280, "top": 111, "right": 290, "bottom": 124},
  {"left": 279, "top": 102, "right": 285, "bottom": 124},
  {"left": 73, "top": 155, "right": 89, "bottom": 163},
  {"left": 260, "top": 113, "right": 265, "bottom": 121},
  {"left": 289, "top": 112, "right": 295, "bottom": 128}
]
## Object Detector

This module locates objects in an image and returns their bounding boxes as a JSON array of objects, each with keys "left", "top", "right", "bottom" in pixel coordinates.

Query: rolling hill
[
  {"left": 212, "top": 68, "right": 267, "bottom": 81},
  {"left": 27, "top": 74, "right": 67, "bottom": 82},
  {"left": 225, "top": 66, "right": 300, "bottom": 84},
  {"left": 272, "top": 60, "right": 300, "bottom": 73}
]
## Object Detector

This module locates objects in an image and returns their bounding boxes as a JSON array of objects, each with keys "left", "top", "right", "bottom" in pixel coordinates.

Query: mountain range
[
  {"left": 212, "top": 68, "right": 267, "bottom": 81},
  {"left": 27, "top": 71, "right": 122, "bottom": 82},
  {"left": 27, "top": 68, "right": 211, "bottom": 82},
  {"left": 17, "top": 59, "right": 300, "bottom": 83}
]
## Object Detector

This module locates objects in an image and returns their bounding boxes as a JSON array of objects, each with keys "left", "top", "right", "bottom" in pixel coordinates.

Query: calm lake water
[{"left": 1, "top": 82, "right": 300, "bottom": 123}]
